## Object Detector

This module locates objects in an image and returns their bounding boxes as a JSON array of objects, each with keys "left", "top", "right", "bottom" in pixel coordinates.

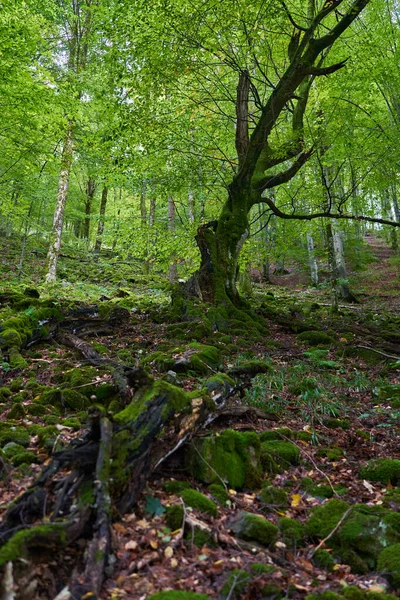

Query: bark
[
  {"left": 332, "top": 225, "right": 358, "bottom": 302},
  {"left": 45, "top": 123, "right": 74, "bottom": 283},
  {"left": 188, "top": 191, "right": 195, "bottom": 223},
  {"left": 83, "top": 177, "right": 96, "bottom": 240},
  {"left": 140, "top": 180, "right": 147, "bottom": 224},
  {"left": 327, "top": 223, "right": 339, "bottom": 313},
  {"left": 94, "top": 185, "right": 108, "bottom": 258},
  {"left": 306, "top": 233, "right": 318, "bottom": 286},
  {"left": 168, "top": 196, "right": 178, "bottom": 284}
]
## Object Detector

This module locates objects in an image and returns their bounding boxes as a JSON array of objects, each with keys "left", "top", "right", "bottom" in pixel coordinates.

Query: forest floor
[{"left": 0, "top": 233, "right": 400, "bottom": 600}]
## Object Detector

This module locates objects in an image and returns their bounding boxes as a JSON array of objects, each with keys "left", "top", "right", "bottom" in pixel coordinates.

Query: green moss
[
  {"left": 317, "top": 447, "right": 343, "bottom": 461},
  {"left": 163, "top": 480, "right": 191, "bottom": 494},
  {"left": 228, "top": 360, "right": 272, "bottom": 378},
  {"left": 260, "top": 583, "right": 282, "bottom": 600},
  {"left": 12, "top": 451, "right": 39, "bottom": 466},
  {"left": 305, "top": 499, "right": 350, "bottom": 539},
  {"left": 143, "top": 343, "right": 221, "bottom": 375},
  {"left": 259, "top": 486, "right": 288, "bottom": 508},
  {"left": 39, "top": 388, "right": 90, "bottom": 410},
  {"left": 324, "top": 418, "right": 350, "bottom": 430},
  {"left": 189, "top": 528, "right": 213, "bottom": 548},
  {"left": 296, "top": 430, "right": 314, "bottom": 442},
  {"left": 250, "top": 563, "right": 277, "bottom": 575},
  {"left": 26, "top": 404, "right": 48, "bottom": 416},
  {"left": 9, "top": 378, "right": 23, "bottom": 392},
  {"left": 187, "top": 429, "right": 261, "bottom": 490},
  {"left": 233, "top": 512, "right": 278, "bottom": 546},
  {"left": 165, "top": 505, "right": 184, "bottom": 530},
  {"left": 208, "top": 484, "right": 229, "bottom": 504},
  {"left": 341, "top": 586, "right": 365, "bottom": 600},
  {"left": 9, "top": 349, "right": 28, "bottom": 369},
  {"left": 278, "top": 517, "right": 304, "bottom": 547},
  {"left": 2, "top": 442, "right": 25, "bottom": 458},
  {"left": 203, "top": 374, "right": 235, "bottom": 397},
  {"left": 148, "top": 591, "right": 210, "bottom": 599},
  {"left": 366, "top": 594, "right": 398, "bottom": 600},
  {"left": 7, "top": 403, "right": 25, "bottom": 420},
  {"left": 313, "top": 549, "right": 335, "bottom": 571},
  {"left": 0, "top": 387, "right": 11, "bottom": 400},
  {"left": 0, "top": 524, "right": 67, "bottom": 566},
  {"left": 0, "top": 426, "right": 30, "bottom": 448},
  {"left": 377, "top": 543, "right": 400, "bottom": 588},
  {"left": 260, "top": 441, "right": 300, "bottom": 470},
  {"left": 360, "top": 459, "right": 400, "bottom": 486},
  {"left": 297, "top": 331, "right": 335, "bottom": 346},
  {"left": 220, "top": 569, "right": 250, "bottom": 599},
  {"left": 377, "top": 384, "right": 400, "bottom": 403},
  {"left": 259, "top": 428, "right": 293, "bottom": 441},
  {"left": 62, "top": 417, "right": 81, "bottom": 430},
  {"left": 180, "top": 489, "right": 218, "bottom": 517}
]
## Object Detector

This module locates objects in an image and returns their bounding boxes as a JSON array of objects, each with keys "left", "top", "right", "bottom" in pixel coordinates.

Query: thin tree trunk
[
  {"left": 140, "top": 180, "right": 147, "bottom": 224},
  {"left": 306, "top": 233, "right": 318, "bottom": 286},
  {"left": 83, "top": 177, "right": 96, "bottom": 240},
  {"left": 45, "top": 122, "right": 74, "bottom": 283},
  {"left": 188, "top": 191, "right": 195, "bottom": 223},
  {"left": 168, "top": 196, "right": 177, "bottom": 284},
  {"left": 327, "top": 223, "right": 339, "bottom": 313},
  {"left": 94, "top": 185, "right": 108, "bottom": 259}
]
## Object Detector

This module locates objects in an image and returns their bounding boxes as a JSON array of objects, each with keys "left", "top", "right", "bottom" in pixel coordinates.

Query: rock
[
  {"left": 232, "top": 511, "right": 278, "bottom": 546},
  {"left": 377, "top": 543, "right": 400, "bottom": 588},
  {"left": 186, "top": 429, "right": 261, "bottom": 490}
]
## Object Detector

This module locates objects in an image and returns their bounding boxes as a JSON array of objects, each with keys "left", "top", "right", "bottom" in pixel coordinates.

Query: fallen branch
[{"left": 308, "top": 507, "right": 353, "bottom": 558}]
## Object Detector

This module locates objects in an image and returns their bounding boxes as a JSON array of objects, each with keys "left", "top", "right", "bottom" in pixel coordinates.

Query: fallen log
[{"left": 0, "top": 370, "right": 222, "bottom": 599}]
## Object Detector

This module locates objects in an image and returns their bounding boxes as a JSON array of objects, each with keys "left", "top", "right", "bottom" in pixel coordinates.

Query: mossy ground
[{"left": 2, "top": 234, "right": 400, "bottom": 598}]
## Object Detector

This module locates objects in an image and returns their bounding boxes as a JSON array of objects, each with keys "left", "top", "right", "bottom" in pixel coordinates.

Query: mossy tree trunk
[{"left": 186, "top": 0, "right": 368, "bottom": 306}]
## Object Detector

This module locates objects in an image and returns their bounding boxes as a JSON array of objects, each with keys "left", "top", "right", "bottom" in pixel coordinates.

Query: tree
[{"left": 175, "top": 0, "right": 371, "bottom": 306}]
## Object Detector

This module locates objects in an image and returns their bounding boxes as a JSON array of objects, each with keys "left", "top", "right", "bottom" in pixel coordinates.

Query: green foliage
[{"left": 180, "top": 489, "right": 218, "bottom": 517}]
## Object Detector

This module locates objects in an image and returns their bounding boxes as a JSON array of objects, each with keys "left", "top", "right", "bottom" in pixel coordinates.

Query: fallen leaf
[
  {"left": 290, "top": 494, "right": 302, "bottom": 507},
  {"left": 164, "top": 546, "right": 174, "bottom": 558},
  {"left": 125, "top": 540, "right": 138, "bottom": 551}
]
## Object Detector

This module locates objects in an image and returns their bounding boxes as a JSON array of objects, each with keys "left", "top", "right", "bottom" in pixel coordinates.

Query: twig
[
  {"left": 190, "top": 441, "right": 228, "bottom": 492},
  {"left": 281, "top": 436, "right": 337, "bottom": 496},
  {"left": 356, "top": 345, "right": 400, "bottom": 361},
  {"left": 308, "top": 507, "right": 353, "bottom": 558}
]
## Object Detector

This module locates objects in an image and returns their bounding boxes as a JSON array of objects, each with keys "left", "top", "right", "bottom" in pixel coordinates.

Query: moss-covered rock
[
  {"left": 38, "top": 388, "right": 90, "bottom": 411},
  {"left": 163, "top": 480, "right": 191, "bottom": 494},
  {"left": 278, "top": 517, "right": 304, "bottom": 547},
  {"left": 306, "top": 500, "right": 400, "bottom": 573},
  {"left": 341, "top": 586, "right": 365, "bottom": 600},
  {"left": 260, "top": 441, "right": 300, "bottom": 471},
  {"left": 228, "top": 360, "right": 271, "bottom": 379},
  {"left": 165, "top": 505, "right": 184, "bottom": 530},
  {"left": 317, "top": 447, "right": 344, "bottom": 461},
  {"left": 7, "top": 403, "right": 25, "bottom": 420},
  {"left": 186, "top": 429, "right": 261, "bottom": 490},
  {"left": 377, "top": 543, "right": 400, "bottom": 588},
  {"left": 220, "top": 570, "right": 250, "bottom": 599},
  {"left": 324, "top": 418, "right": 350, "bottom": 430},
  {"left": 360, "top": 459, "right": 400, "bottom": 486},
  {"left": 180, "top": 489, "right": 218, "bottom": 517},
  {"left": 259, "top": 486, "right": 289, "bottom": 508},
  {"left": 313, "top": 549, "right": 335, "bottom": 571},
  {"left": 12, "top": 451, "right": 39, "bottom": 466},
  {"left": 259, "top": 428, "right": 293, "bottom": 441},
  {"left": 0, "top": 426, "right": 30, "bottom": 448},
  {"left": 0, "top": 387, "right": 12, "bottom": 401},
  {"left": 143, "top": 343, "right": 222, "bottom": 375},
  {"left": 0, "top": 524, "right": 67, "bottom": 566},
  {"left": 26, "top": 403, "right": 48, "bottom": 416},
  {"left": 208, "top": 483, "right": 229, "bottom": 504},
  {"left": 61, "top": 417, "right": 81, "bottom": 430},
  {"left": 2, "top": 442, "right": 25, "bottom": 458},
  {"left": 202, "top": 374, "right": 235, "bottom": 400},
  {"left": 232, "top": 512, "right": 278, "bottom": 546},
  {"left": 297, "top": 331, "right": 335, "bottom": 346}
]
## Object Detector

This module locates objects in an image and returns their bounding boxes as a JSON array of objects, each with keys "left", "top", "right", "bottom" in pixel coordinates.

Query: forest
[{"left": 1, "top": 0, "right": 400, "bottom": 598}]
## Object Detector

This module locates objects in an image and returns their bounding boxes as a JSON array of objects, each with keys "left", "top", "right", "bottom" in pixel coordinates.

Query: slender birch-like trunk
[
  {"left": 94, "top": 185, "right": 108, "bottom": 258},
  {"left": 306, "top": 233, "right": 318, "bottom": 286},
  {"left": 83, "top": 177, "right": 96, "bottom": 240},
  {"left": 45, "top": 123, "right": 74, "bottom": 283},
  {"left": 168, "top": 196, "right": 177, "bottom": 284}
]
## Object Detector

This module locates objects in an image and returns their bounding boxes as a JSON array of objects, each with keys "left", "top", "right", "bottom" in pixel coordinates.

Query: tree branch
[
  {"left": 235, "top": 70, "right": 250, "bottom": 167},
  {"left": 261, "top": 197, "right": 400, "bottom": 228},
  {"left": 255, "top": 148, "right": 314, "bottom": 192},
  {"left": 305, "top": 59, "right": 348, "bottom": 76}
]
